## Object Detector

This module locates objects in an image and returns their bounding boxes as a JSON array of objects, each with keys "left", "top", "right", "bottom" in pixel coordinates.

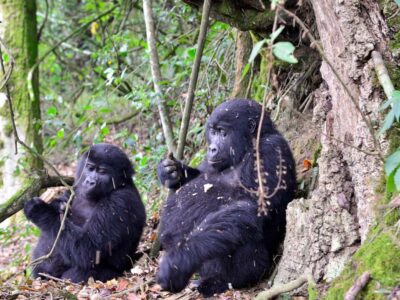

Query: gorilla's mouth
[{"left": 208, "top": 159, "right": 223, "bottom": 165}]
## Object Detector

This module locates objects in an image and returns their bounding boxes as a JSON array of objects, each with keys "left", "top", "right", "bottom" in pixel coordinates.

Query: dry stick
[
  {"left": 255, "top": 7, "right": 279, "bottom": 212},
  {"left": 176, "top": 0, "right": 212, "bottom": 160},
  {"left": 37, "top": 272, "right": 81, "bottom": 287},
  {"left": 279, "top": 5, "right": 383, "bottom": 161},
  {"left": 344, "top": 272, "right": 371, "bottom": 300},
  {"left": 255, "top": 273, "right": 313, "bottom": 300},
  {"left": 143, "top": 0, "right": 175, "bottom": 153},
  {"left": 37, "top": 0, "right": 49, "bottom": 41},
  {"left": 372, "top": 50, "right": 395, "bottom": 99}
]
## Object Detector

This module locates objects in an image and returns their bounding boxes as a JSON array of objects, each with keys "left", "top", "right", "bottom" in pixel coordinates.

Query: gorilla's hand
[
  {"left": 50, "top": 197, "right": 67, "bottom": 213},
  {"left": 24, "top": 197, "right": 58, "bottom": 229},
  {"left": 24, "top": 197, "right": 47, "bottom": 219},
  {"left": 156, "top": 250, "right": 195, "bottom": 293},
  {"left": 157, "top": 154, "right": 184, "bottom": 189}
]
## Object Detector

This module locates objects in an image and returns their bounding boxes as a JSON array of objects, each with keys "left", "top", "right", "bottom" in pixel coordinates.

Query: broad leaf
[
  {"left": 249, "top": 39, "right": 266, "bottom": 63},
  {"left": 387, "top": 171, "right": 396, "bottom": 193},
  {"left": 241, "top": 63, "right": 250, "bottom": 78},
  {"left": 394, "top": 167, "right": 400, "bottom": 191},
  {"left": 270, "top": 26, "right": 284, "bottom": 43},
  {"left": 273, "top": 42, "right": 298, "bottom": 64},
  {"left": 380, "top": 109, "right": 395, "bottom": 134},
  {"left": 396, "top": 0, "right": 400, "bottom": 7},
  {"left": 385, "top": 150, "right": 400, "bottom": 176}
]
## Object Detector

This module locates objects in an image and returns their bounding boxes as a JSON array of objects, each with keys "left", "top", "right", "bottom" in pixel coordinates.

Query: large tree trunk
[
  {"left": 274, "top": 0, "right": 390, "bottom": 293},
  {"left": 0, "top": 0, "right": 43, "bottom": 205}
]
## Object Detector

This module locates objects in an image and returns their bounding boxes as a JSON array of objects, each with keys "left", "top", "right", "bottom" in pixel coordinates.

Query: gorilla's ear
[{"left": 248, "top": 118, "right": 257, "bottom": 134}]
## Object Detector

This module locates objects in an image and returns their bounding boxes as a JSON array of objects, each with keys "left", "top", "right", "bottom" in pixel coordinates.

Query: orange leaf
[{"left": 302, "top": 159, "right": 312, "bottom": 172}]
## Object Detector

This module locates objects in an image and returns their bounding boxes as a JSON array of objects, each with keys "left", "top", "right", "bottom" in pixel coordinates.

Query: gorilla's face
[{"left": 77, "top": 160, "right": 115, "bottom": 199}]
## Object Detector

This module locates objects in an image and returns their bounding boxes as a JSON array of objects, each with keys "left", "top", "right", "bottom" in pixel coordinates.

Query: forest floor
[{"left": 0, "top": 214, "right": 271, "bottom": 300}]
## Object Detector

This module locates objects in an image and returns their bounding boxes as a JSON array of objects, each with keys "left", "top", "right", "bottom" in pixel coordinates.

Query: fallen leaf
[
  {"left": 117, "top": 279, "right": 129, "bottom": 291},
  {"left": 131, "top": 266, "right": 144, "bottom": 276},
  {"left": 302, "top": 159, "right": 312, "bottom": 172}
]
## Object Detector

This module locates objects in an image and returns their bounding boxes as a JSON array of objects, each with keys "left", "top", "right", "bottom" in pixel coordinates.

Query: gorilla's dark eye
[
  {"left": 220, "top": 129, "right": 227, "bottom": 137},
  {"left": 86, "top": 164, "right": 95, "bottom": 172},
  {"left": 98, "top": 168, "right": 108, "bottom": 174},
  {"left": 209, "top": 128, "right": 216, "bottom": 135}
]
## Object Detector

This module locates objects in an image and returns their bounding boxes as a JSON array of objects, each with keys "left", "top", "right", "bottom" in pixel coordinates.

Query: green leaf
[
  {"left": 380, "top": 109, "right": 395, "bottom": 134},
  {"left": 56, "top": 128, "right": 64, "bottom": 138},
  {"left": 187, "top": 47, "right": 196, "bottom": 59},
  {"left": 47, "top": 106, "right": 57, "bottom": 117},
  {"left": 2, "top": 53, "right": 9, "bottom": 63},
  {"left": 273, "top": 42, "right": 298, "bottom": 64},
  {"left": 379, "top": 98, "right": 392, "bottom": 111},
  {"left": 391, "top": 90, "right": 400, "bottom": 102},
  {"left": 270, "top": 26, "right": 284, "bottom": 43},
  {"left": 395, "top": 167, "right": 400, "bottom": 191},
  {"left": 385, "top": 149, "right": 400, "bottom": 176},
  {"left": 396, "top": 0, "right": 400, "bottom": 7},
  {"left": 248, "top": 39, "right": 266, "bottom": 63},
  {"left": 241, "top": 63, "right": 250, "bottom": 78},
  {"left": 387, "top": 171, "right": 396, "bottom": 193}
]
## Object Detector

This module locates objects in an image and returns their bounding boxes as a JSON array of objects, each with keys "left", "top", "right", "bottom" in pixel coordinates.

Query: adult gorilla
[
  {"left": 157, "top": 99, "right": 296, "bottom": 296},
  {"left": 24, "top": 143, "right": 146, "bottom": 283}
]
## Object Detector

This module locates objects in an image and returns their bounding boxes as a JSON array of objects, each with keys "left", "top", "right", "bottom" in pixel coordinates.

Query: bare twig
[
  {"left": 37, "top": 0, "right": 49, "bottom": 41},
  {"left": 344, "top": 272, "right": 371, "bottom": 300},
  {"left": 143, "top": 0, "right": 175, "bottom": 153},
  {"left": 176, "top": 0, "right": 212, "bottom": 160},
  {"left": 255, "top": 273, "right": 313, "bottom": 300},
  {"left": 255, "top": 6, "right": 279, "bottom": 212},
  {"left": 279, "top": 5, "right": 383, "bottom": 160},
  {"left": 37, "top": 273, "right": 81, "bottom": 286}
]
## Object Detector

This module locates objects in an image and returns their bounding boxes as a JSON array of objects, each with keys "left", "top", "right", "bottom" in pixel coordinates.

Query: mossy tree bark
[{"left": 0, "top": 1, "right": 43, "bottom": 207}]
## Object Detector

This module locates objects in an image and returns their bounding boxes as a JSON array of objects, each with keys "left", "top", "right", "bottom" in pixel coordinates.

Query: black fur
[
  {"left": 24, "top": 143, "right": 146, "bottom": 283},
  {"left": 156, "top": 99, "right": 296, "bottom": 296}
]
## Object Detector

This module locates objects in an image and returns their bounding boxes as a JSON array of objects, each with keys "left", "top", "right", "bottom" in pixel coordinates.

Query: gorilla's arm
[{"left": 157, "top": 200, "right": 259, "bottom": 292}]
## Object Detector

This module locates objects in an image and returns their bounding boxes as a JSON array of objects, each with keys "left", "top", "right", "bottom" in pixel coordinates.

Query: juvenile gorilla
[
  {"left": 24, "top": 143, "right": 146, "bottom": 283},
  {"left": 157, "top": 99, "right": 296, "bottom": 296}
]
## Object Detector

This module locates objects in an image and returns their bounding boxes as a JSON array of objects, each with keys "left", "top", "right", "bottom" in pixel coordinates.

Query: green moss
[
  {"left": 324, "top": 232, "right": 400, "bottom": 299},
  {"left": 308, "top": 282, "right": 319, "bottom": 300}
]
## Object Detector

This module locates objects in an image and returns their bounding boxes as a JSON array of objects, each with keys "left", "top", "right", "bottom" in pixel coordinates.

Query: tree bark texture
[
  {"left": 231, "top": 30, "right": 253, "bottom": 99},
  {"left": 0, "top": 0, "right": 43, "bottom": 204},
  {"left": 274, "top": 0, "right": 390, "bottom": 291}
]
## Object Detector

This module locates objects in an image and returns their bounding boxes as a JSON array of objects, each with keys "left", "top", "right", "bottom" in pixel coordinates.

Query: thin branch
[
  {"left": 255, "top": 6, "right": 279, "bottom": 212},
  {"left": 37, "top": 0, "right": 49, "bottom": 42},
  {"left": 279, "top": 5, "right": 383, "bottom": 161},
  {"left": 143, "top": 0, "right": 175, "bottom": 153},
  {"left": 344, "top": 272, "right": 371, "bottom": 300},
  {"left": 37, "top": 273, "right": 81, "bottom": 286},
  {"left": 176, "top": 0, "right": 212, "bottom": 160}
]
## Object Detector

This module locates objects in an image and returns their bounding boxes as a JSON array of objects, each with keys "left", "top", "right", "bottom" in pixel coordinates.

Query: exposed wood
[{"left": 231, "top": 30, "right": 253, "bottom": 99}]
